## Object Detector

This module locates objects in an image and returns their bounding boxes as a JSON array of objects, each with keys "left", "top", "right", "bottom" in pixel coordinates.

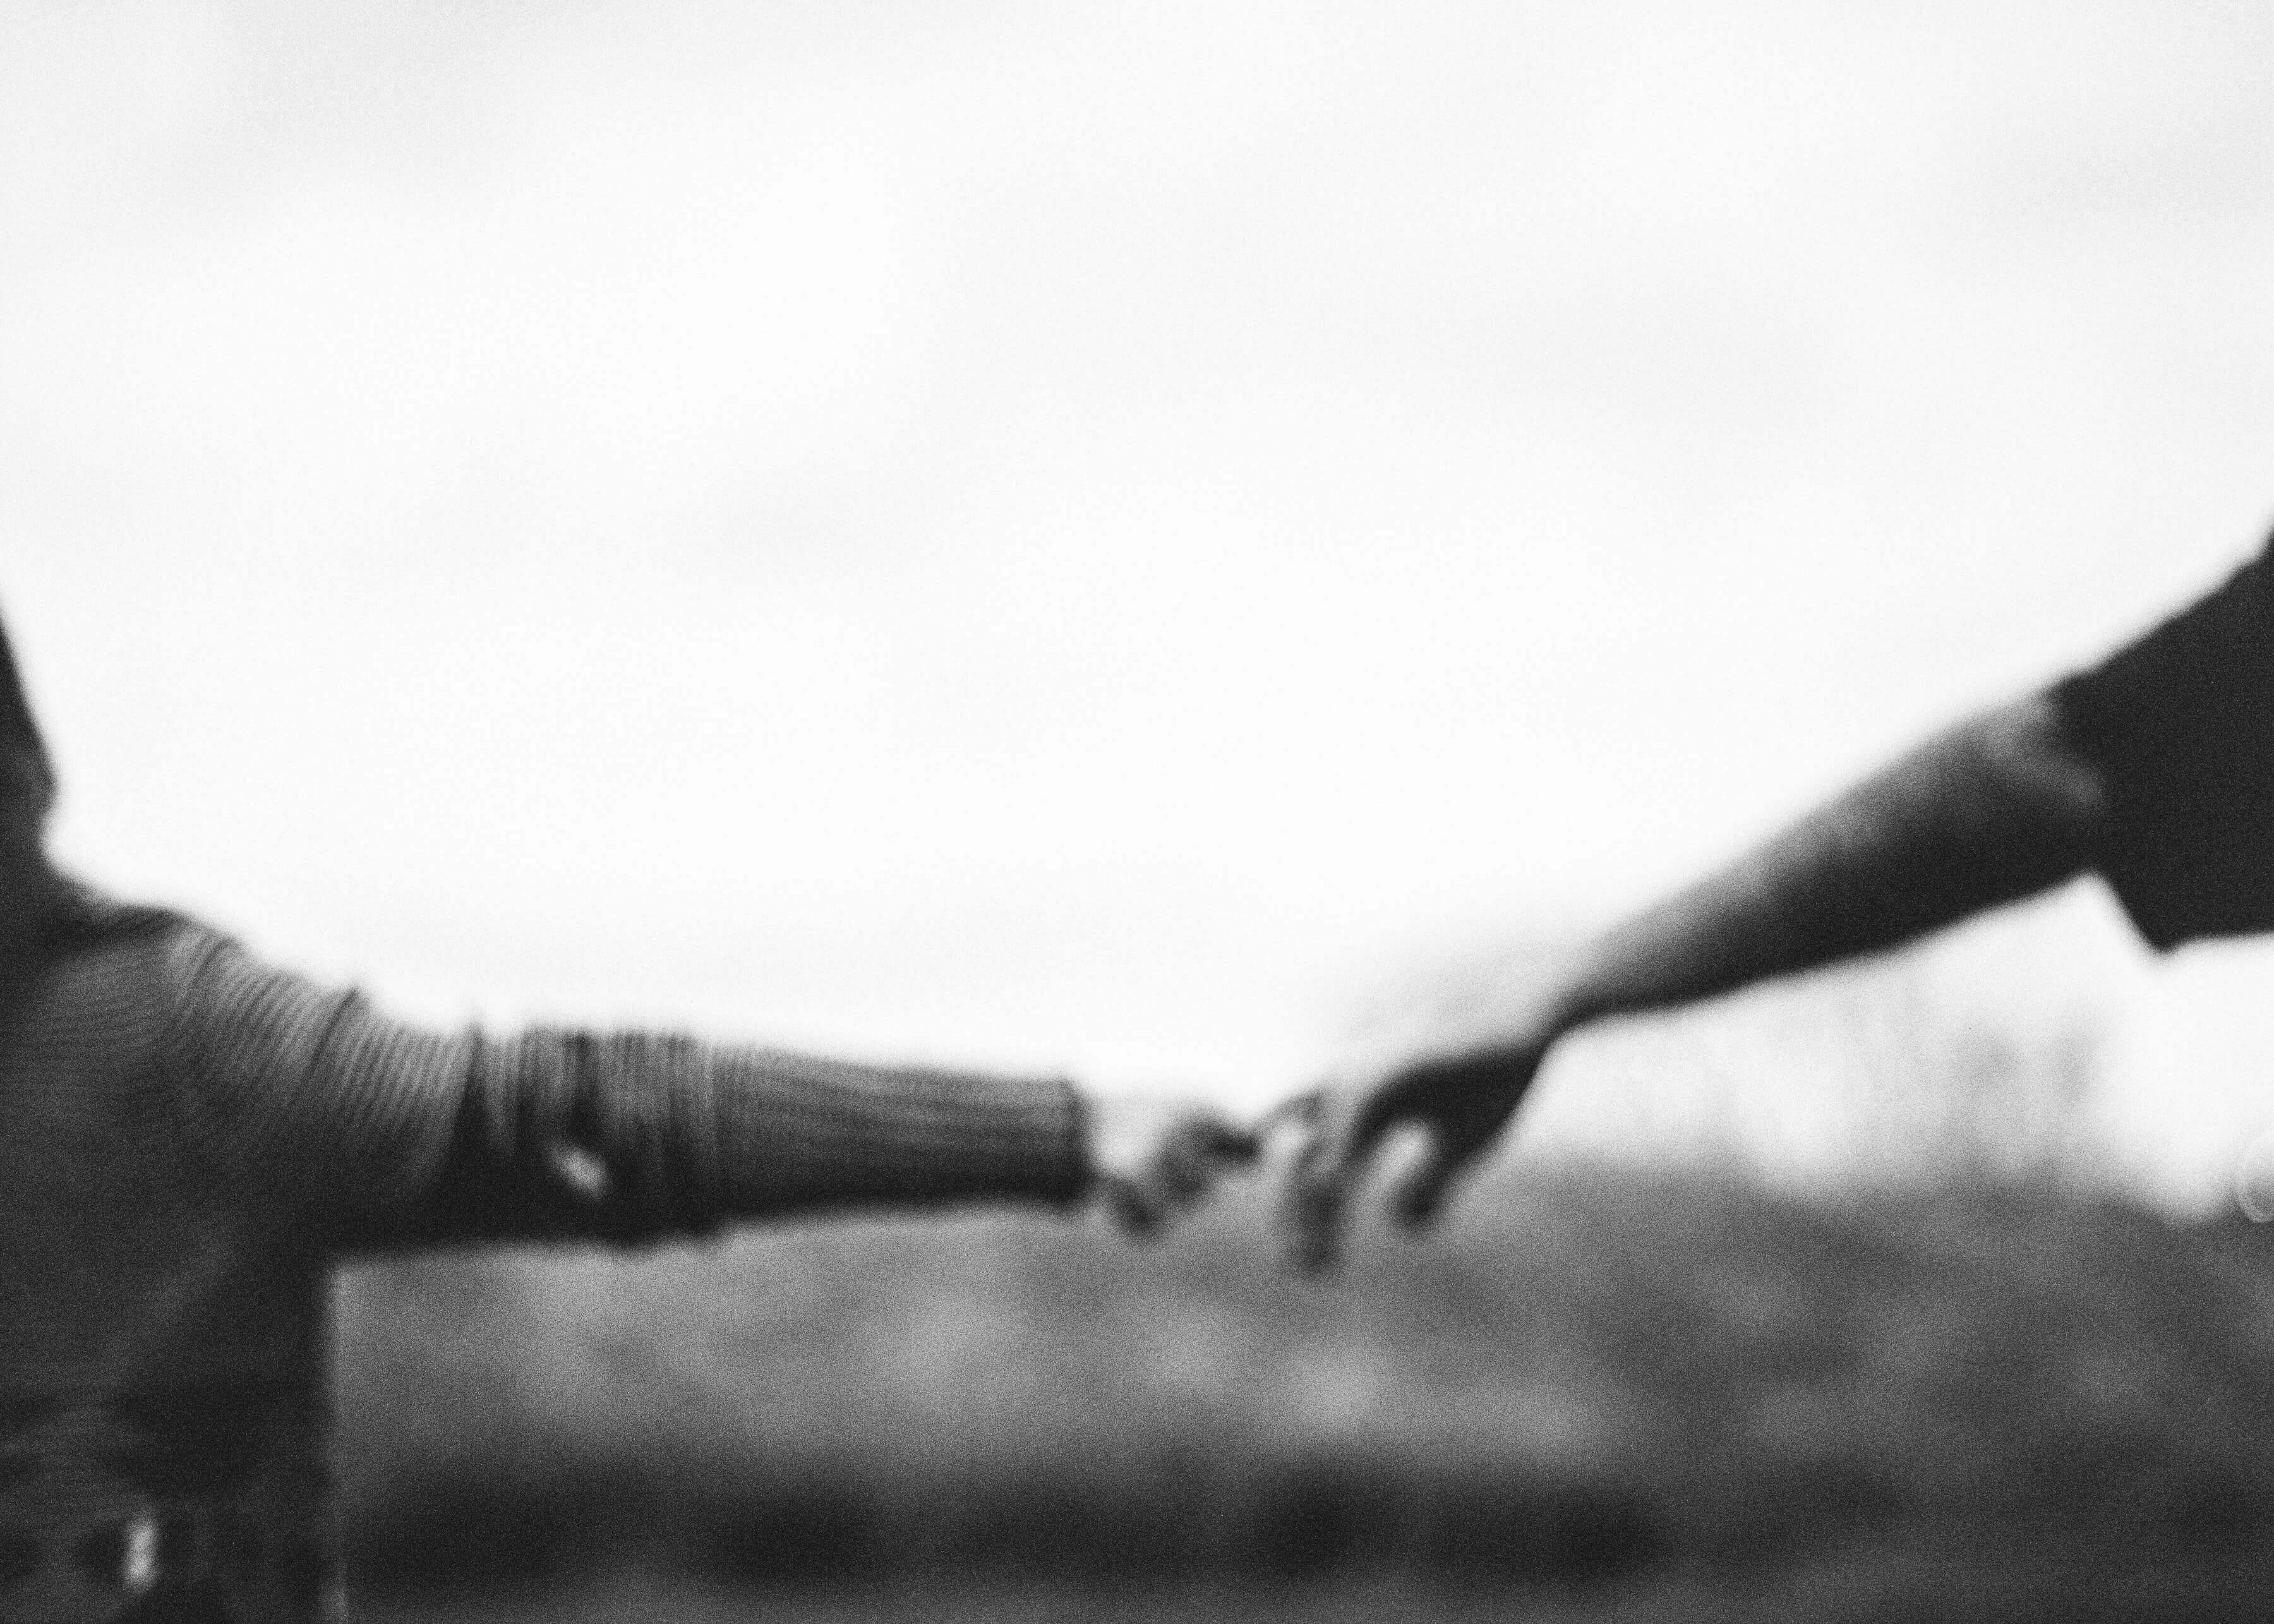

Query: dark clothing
[
  {"left": 2054, "top": 532, "right": 2274, "bottom": 949},
  {"left": 0, "top": 617, "right": 1086, "bottom": 1624}
]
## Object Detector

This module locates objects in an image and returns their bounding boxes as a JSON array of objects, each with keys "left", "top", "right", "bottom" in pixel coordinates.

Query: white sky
[{"left": 3, "top": 1, "right": 2271, "bottom": 1196}]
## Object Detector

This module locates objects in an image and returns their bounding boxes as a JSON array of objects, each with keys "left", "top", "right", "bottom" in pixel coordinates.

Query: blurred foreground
[{"left": 340, "top": 1160, "right": 2274, "bottom": 1620}]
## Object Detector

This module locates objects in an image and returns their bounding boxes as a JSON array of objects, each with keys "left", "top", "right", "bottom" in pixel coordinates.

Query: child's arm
[
  {"left": 1281, "top": 533, "right": 2274, "bottom": 1271},
  {"left": 157, "top": 930, "right": 1250, "bottom": 1251}
]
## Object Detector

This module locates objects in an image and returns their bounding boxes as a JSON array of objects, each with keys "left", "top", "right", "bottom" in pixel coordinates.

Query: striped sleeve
[{"left": 159, "top": 929, "right": 1092, "bottom": 1251}]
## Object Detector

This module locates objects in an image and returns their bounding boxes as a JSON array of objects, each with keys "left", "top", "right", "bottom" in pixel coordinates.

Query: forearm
[
  {"left": 163, "top": 929, "right": 1092, "bottom": 1251},
  {"left": 435, "top": 1032, "right": 1091, "bottom": 1242},
  {"left": 1546, "top": 692, "right": 2109, "bottom": 1038}
]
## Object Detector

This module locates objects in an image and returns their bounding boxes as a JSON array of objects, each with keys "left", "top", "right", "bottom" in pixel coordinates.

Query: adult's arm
[
  {"left": 1280, "top": 692, "right": 2108, "bottom": 1269},
  {"left": 1556, "top": 692, "right": 2107, "bottom": 1028},
  {"left": 1284, "top": 534, "right": 2274, "bottom": 1270}
]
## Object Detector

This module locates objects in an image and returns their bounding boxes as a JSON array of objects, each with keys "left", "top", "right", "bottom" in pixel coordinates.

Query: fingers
[
  {"left": 1097, "top": 1107, "right": 1263, "bottom": 1240},
  {"left": 1088, "top": 1069, "right": 1501, "bottom": 1256},
  {"left": 1278, "top": 1083, "right": 1402, "bottom": 1276},
  {"left": 1160, "top": 1114, "right": 1261, "bottom": 1195},
  {"left": 1103, "top": 1174, "right": 1167, "bottom": 1239},
  {"left": 1282, "top": 1125, "right": 1349, "bottom": 1276},
  {"left": 1277, "top": 1045, "right": 1530, "bottom": 1268},
  {"left": 1387, "top": 1131, "right": 1476, "bottom": 1232},
  {"left": 1256, "top": 1088, "right": 1326, "bottom": 1139}
]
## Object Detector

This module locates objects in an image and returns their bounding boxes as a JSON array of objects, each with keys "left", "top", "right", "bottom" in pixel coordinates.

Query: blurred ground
[
  {"left": 339, "top": 1159, "right": 2274, "bottom": 1618},
  {"left": 354, "top": 1561, "right": 2274, "bottom": 1624}
]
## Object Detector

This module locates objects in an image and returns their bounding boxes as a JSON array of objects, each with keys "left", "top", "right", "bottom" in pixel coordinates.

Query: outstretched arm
[
  {"left": 1285, "top": 527, "right": 2274, "bottom": 1269},
  {"left": 155, "top": 929, "right": 1252, "bottom": 1253},
  {"left": 1558, "top": 692, "right": 2106, "bottom": 1028},
  {"left": 1281, "top": 690, "right": 2109, "bottom": 1271}
]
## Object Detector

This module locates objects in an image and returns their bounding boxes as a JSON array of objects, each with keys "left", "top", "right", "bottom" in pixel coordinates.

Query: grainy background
[
  {"left": 5, "top": 0, "right": 2272, "bottom": 1192},
  {"left": 4, "top": 2, "right": 2274, "bottom": 1612}
]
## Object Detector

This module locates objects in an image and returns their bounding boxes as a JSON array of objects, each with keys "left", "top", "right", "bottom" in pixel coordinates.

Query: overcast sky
[{"left": 3, "top": 1, "right": 2270, "bottom": 1192}]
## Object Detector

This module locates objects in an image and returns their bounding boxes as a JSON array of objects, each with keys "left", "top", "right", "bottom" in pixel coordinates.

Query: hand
[
  {"left": 1085, "top": 1094, "right": 1261, "bottom": 1237},
  {"left": 1277, "top": 971, "right": 1572, "bottom": 1273}
]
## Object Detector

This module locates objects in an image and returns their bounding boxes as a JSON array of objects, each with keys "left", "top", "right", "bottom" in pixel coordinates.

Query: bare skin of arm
[{"left": 1281, "top": 690, "right": 2112, "bottom": 1271}]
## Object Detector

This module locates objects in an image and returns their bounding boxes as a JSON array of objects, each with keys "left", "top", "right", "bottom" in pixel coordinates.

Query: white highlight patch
[{"left": 123, "top": 1513, "right": 158, "bottom": 1592}]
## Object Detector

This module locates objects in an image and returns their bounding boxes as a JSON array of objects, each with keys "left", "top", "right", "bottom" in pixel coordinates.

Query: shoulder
[
  {"left": 22, "top": 884, "right": 209, "bottom": 996},
  {"left": 0, "top": 892, "right": 226, "bottom": 1080}
]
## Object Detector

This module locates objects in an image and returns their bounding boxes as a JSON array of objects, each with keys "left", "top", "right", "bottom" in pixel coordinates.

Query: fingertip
[
  {"left": 1106, "top": 1180, "right": 1162, "bottom": 1241},
  {"left": 1215, "top": 1124, "right": 1264, "bottom": 1164},
  {"left": 1388, "top": 1150, "right": 1455, "bottom": 1233},
  {"left": 1395, "top": 1192, "right": 1445, "bottom": 1234},
  {"left": 1262, "top": 1088, "right": 1327, "bottom": 1137},
  {"left": 1278, "top": 1117, "right": 1370, "bottom": 1277}
]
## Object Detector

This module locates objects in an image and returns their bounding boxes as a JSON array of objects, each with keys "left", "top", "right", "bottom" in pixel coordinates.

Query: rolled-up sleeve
[
  {"left": 2051, "top": 535, "right": 2274, "bottom": 949},
  {"left": 159, "top": 930, "right": 1090, "bottom": 1252}
]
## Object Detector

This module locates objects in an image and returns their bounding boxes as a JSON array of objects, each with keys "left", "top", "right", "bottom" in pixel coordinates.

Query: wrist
[{"left": 1522, "top": 965, "right": 1597, "bottom": 1046}]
